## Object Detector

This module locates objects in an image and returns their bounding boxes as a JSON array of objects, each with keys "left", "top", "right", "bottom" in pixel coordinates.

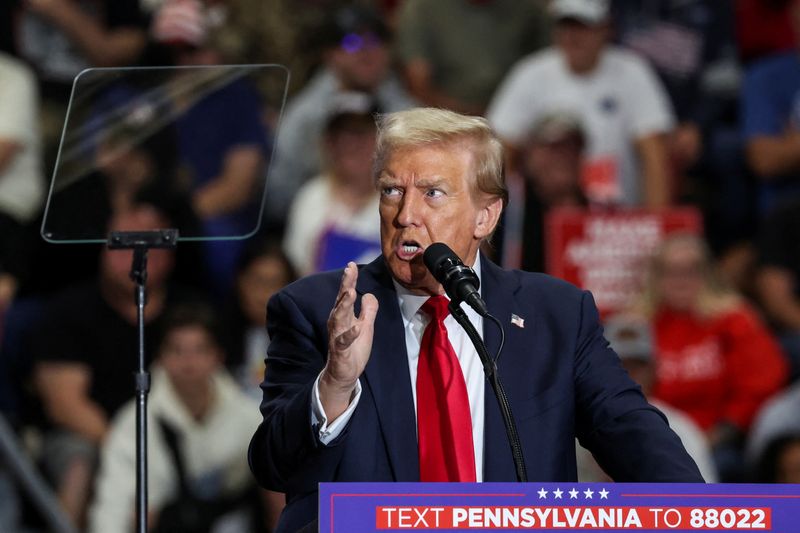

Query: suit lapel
[
  {"left": 480, "top": 256, "right": 525, "bottom": 481},
  {"left": 354, "top": 255, "right": 533, "bottom": 482},
  {"left": 357, "top": 257, "right": 420, "bottom": 481}
]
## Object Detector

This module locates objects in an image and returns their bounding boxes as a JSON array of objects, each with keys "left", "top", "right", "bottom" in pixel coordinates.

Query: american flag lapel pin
[{"left": 511, "top": 314, "right": 525, "bottom": 328}]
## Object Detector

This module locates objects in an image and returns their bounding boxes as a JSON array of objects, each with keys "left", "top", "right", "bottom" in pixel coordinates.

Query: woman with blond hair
[{"left": 630, "top": 233, "right": 787, "bottom": 478}]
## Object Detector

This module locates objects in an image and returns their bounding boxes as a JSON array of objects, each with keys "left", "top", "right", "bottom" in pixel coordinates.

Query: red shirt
[
  {"left": 652, "top": 305, "right": 787, "bottom": 432},
  {"left": 737, "top": 0, "right": 797, "bottom": 63}
]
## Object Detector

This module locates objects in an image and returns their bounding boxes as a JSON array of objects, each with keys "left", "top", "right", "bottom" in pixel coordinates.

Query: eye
[
  {"left": 381, "top": 186, "right": 402, "bottom": 197},
  {"left": 425, "top": 188, "right": 444, "bottom": 199}
]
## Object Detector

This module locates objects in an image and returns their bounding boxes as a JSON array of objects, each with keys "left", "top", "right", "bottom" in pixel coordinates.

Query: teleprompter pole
[{"left": 107, "top": 229, "right": 178, "bottom": 533}]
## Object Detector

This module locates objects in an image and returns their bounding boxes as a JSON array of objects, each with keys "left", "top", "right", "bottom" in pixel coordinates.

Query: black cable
[
  {"left": 486, "top": 312, "right": 505, "bottom": 363},
  {"left": 449, "top": 302, "right": 527, "bottom": 482}
]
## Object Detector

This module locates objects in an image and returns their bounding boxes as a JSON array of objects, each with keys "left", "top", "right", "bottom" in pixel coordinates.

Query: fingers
[
  {"left": 336, "top": 262, "right": 358, "bottom": 299},
  {"left": 330, "top": 262, "right": 358, "bottom": 327},
  {"left": 358, "top": 293, "right": 379, "bottom": 327},
  {"left": 334, "top": 324, "right": 360, "bottom": 349}
]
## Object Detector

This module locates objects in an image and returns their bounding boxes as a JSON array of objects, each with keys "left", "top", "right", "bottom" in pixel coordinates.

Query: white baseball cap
[
  {"left": 603, "top": 318, "right": 653, "bottom": 362},
  {"left": 550, "top": 0, "right": 610, "bottom": 25}
]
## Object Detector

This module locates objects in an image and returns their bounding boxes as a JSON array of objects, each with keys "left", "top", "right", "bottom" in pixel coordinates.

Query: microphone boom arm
[{"left": 447, "top": 301, "right": 528, "bottom": 483}]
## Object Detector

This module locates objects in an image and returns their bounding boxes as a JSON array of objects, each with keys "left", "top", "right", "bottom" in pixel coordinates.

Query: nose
[{"left": 396, "top": 190, "right": 421, "bottom": 227}]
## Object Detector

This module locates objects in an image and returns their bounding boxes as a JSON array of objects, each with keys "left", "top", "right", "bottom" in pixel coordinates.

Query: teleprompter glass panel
[{"left": 41, "top": 64, "right": 289, "bottom": 243}]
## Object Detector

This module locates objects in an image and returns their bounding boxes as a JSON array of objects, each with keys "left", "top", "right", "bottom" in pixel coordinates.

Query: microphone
[
  {"left": 424, "top": 243, "right": 527, "bottom": 482},
  {"left": 423, "top": 243, "right": 489, "bottom": 317}
]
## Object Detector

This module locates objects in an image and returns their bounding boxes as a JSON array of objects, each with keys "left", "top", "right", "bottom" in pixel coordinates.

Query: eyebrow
[
  {"left": 375, "top": 173, "right": 449, "bottom": 190},
  {"left": 414, "top": 177, "right": 447, "bottom": 189},
  {"left": 376, "top": 174, "right": 398, "bottom": 187}
]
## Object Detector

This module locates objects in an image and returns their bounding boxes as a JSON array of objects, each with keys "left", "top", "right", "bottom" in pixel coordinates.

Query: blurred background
[{"left": 2, "top": 0, "right": 800, "bottom": 531}]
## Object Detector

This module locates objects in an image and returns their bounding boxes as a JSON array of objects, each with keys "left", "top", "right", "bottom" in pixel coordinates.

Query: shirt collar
[{"left": 392, "top": 253, "right": 482, "bottom": 323}]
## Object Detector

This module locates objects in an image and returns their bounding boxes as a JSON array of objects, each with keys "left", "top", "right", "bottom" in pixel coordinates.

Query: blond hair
[
  {"left": 373, "top": 108, "right": 508, "bottom": 207},
  {"left": 632, "top": 233, "right": 741, "bottom": 319}
]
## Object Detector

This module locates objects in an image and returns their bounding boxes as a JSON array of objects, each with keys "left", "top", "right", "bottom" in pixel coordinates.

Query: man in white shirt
[{"left": 487, "top": 0, "right": 674, "bottom": 207}]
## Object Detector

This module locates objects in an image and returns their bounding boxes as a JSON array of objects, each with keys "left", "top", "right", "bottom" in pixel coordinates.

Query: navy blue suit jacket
[{"left": 249, "top": 255, "right": 703, "bottom": 532}]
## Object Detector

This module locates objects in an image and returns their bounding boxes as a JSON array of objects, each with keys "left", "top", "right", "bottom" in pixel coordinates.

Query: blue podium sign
[{"left": 319, "top": 483, "right": 800, "bottom": 532}]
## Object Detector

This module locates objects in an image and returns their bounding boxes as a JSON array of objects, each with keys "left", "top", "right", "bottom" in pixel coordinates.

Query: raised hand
[{"left": 319, "top": 262, "right": 379, "bottom": 421}]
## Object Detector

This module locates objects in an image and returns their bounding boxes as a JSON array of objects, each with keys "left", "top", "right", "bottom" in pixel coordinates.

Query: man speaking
[{"left": 249, "top": 108, "right": 703, "bottom": 532}]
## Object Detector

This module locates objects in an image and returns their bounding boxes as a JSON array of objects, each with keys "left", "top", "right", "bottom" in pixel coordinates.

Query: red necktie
[{"left": 416, "top": 295, "right": 476, "bottom": 482}]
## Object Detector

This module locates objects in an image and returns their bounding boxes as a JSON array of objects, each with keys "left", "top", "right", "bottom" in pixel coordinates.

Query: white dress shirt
[{"left": 312, "top": 255, "right": 486, "bottom": 481}]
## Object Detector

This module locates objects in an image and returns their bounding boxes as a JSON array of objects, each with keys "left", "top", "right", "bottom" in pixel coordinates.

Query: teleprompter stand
[{"left": 107, "top": 228, "right": 178, "bottom": 533}]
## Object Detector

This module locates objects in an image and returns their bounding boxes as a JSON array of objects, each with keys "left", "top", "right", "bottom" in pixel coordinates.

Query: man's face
[
  {"left": 237, "top": 255, "right": 292, "bottom": 327},
  {"left": 777, "top": 441, "right": 800, "bottom": 484},
  {"left": 101, "top": 206, "right": 175, "bottom": 290},
  {"left": 522, "top": 136, "right": 583, "bottom": 201},
  {"left": 326, "top": 122, "right": 377, "bottom": 193},
  {"left": 328, "top": 33, "right": 390, "bottom": 91},
  {"left": 159, "top": 325, "right": 220, "bottom": 394},
  {"left": 656, "top": 240, "right": 705, "bottom": 312},
  {"left": 554, "top": 19, "right": 609, "bottom": 73},
  {"left": 377, "top": 143, "right": 502, "bottom": 295}
]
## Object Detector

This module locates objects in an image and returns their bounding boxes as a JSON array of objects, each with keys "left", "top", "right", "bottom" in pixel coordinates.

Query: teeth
[{"left": 402, "top": 245, "right": 419, "bottom": 253}]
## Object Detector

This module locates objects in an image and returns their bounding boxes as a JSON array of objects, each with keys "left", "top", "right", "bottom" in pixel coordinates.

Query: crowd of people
[{"left": 2, "top": 0, "right": 800, "bottom": 531}]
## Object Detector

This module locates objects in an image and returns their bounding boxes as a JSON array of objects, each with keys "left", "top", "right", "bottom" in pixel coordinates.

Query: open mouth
[{"left": 397, "top": 240, "right": 423, "bottom": 260}]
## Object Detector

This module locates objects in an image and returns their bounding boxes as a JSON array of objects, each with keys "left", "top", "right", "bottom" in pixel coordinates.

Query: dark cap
[{"left": 319, "top": 5, "right": 391, "bottom": 50}]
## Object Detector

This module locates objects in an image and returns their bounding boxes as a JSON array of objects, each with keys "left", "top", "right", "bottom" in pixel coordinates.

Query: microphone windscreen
[{"left": 423, "top": 242, "right": 457, "bottom": 279}]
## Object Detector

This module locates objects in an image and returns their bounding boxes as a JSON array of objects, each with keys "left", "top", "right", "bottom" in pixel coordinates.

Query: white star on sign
[
  {"left": 599, "top": 488, "right": 609, "bottom": 499},
  {"left": 583, "top": 488, "right": 594, "bottom": 499},
  {"left": 568, "top": 488, "right": 579, "bottom": 499},
  {"left": 553, "top": 488, "right": 563, "bottom": 499},
  {"left": 537, "top": 488, "right": 548, "bottom": 499}
]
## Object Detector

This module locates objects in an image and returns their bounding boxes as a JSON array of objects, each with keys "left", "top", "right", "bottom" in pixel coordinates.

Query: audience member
[
  {"left": 499, "top": 112, "right": 587, "bottom": 271},
  {"left": 577, "top": 317, "right": 717, "bottom": 482},
  {"left": 631, "top": 233, "right": 787, "bottom": 479},
  {"left": 747, "top": 382, "right": 800, "bottom": 472},
  {"left": 4, "top": 0, "right": 149, "bottom": 169},
  {"left": 488, "top": 0, "right": 675, "bottom": 207},
  {"left": 0, "top": 0, "right": 796, "bottom": 516},
  {"left": 741, "top": 0, "right": 800, "bottom": 212},
  {"left": 44, "top": 96, "right": 191, "bottom": 238},
  {"left": 610, "top": 0, "right": 738, "bottom": 172},
  {"left": 756, "top": 198, "right": 800, "bottom": 381},
  {"left": 32, "top": 91, "right": 206, "bottom": 295},
  {"left": 754, "top": 433, "right": 800, "bottom": 483},
  {"left": 265, "top": 4, "right": 416, "bottom": 227},
  {"left": 283, "top": 93, "right": 382, "bottom": 276},
  {"left": 148, "top": 0, "right": 270, "bottom": 298},
  {"left": 88, "top": 304, "right": 270, "bottom": 533},
  {"left": 223, "top": 237, "right": 297, "bottom": 399},
  {"left": 0, "top": 53, "right": 44, "bottom": 311},
  {"left": 30, "top": 205, "right": 202, "bottom": 526},
  {"left": 609, "top": 2, "right": 752, "bottom": 267},
  {"left": 394, "top": 0, "right": 550, "bottom": 115},
  {"left": 736, "top": 0, "right": 797, "bottom": 65}
]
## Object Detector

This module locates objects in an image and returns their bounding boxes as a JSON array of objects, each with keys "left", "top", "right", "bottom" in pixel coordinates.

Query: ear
[{"left": 474, "top": 196, "right": 503, "bottom": 240}]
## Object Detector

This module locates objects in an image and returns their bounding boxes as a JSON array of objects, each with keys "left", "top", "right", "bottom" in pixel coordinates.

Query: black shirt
[
  {"left": 32, "top": 281, "right": 200, "bottom": 420},
  {"left": 759, "top": 199, "right": 800, "bottom": 299}
]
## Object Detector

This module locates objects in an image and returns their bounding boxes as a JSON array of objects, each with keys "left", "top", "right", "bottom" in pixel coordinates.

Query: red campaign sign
[{"left": 545, "top": 207, "right": 703, "bottom": 316}]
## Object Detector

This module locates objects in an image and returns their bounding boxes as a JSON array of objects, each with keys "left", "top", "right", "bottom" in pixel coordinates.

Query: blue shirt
[{"left": 742, "top": 51, "right": 800, "bottom": 212}]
